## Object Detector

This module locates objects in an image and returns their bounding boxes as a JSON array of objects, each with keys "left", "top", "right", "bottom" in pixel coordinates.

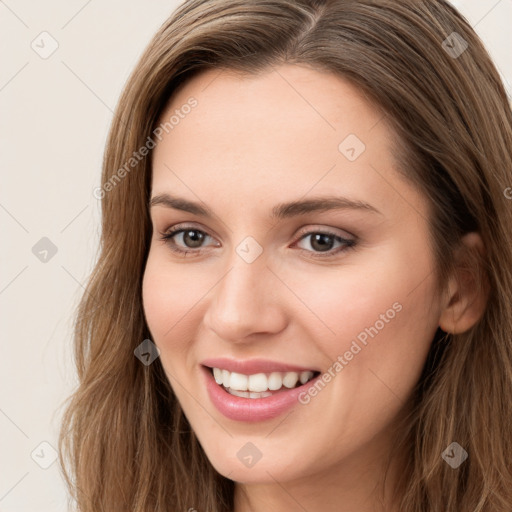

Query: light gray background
[{"left": 1, "top": 1, "right": 511, "bottom": 510}]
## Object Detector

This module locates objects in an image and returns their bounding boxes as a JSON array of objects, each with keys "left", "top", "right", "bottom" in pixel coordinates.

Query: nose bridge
[
  {"left": 221, "top": 255, "right": 263, "bottom": 308},
  {"left": 204, "top": 243, "right": 285, "bottom": 340}
]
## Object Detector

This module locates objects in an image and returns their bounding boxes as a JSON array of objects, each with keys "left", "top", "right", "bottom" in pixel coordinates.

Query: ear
[{"left": 438, "top": 232, "right": 490, "bottom": 334}]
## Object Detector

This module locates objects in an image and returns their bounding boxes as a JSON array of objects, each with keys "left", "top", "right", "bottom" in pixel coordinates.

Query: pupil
[
  {"left": 311, "top": 233, "right": 333, "bottom": 252},
  {"left": 184, "top": 230, "right": 204, "bottom": 248}
]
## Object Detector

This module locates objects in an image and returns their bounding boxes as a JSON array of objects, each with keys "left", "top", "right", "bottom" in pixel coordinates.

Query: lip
[
  {"left": 200, "top": 357, "right": 320, "bottom": 375},
  {"left": 201, "top": 365, "right": 321, "bottom": 422}
]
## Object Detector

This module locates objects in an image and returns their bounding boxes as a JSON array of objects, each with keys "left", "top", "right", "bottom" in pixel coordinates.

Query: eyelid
[
  {"left": 291, "top": 228, "right": 356, "bottom": 258},
  {"left": 163, "top": 221, "right": 219, "bottom": 239},
  {"left": 294, "top": 224, "right": 355, "bottom": 241},
  {"left": 161, "top": 223, "right": 219, "bottom": 246},
  {"left": 159, "top": 222, "right": 357, "bottom": 258},
  {"left": 161, "top": 222, "right": 355, "bottom": 241}
]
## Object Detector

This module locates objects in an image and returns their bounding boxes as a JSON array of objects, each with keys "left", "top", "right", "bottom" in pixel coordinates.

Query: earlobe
[{"left": 438, "top": 233, "right": 489, "bottom": 334}]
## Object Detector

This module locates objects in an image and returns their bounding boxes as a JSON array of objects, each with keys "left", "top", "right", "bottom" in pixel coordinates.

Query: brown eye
[
  {"left": 160, "top": 226, "right": 217, "bottom": 255},
  {"left": 309, "top": 233, "right": 336, "bottom": 252},
  {"left": 295, "top": 230, "right": 356, "bottom": 257},
  {"left": 179, "top": 229, "right": 206, "bottom": 248}
]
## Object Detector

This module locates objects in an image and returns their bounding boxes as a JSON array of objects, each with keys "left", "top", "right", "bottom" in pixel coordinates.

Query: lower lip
[{"left": 201, "top": 365, "right": 320, "bottom": 422}]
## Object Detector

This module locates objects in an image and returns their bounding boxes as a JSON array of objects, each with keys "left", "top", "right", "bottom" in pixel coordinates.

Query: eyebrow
[{"left": 149, "top": 193, "right": 382, "bottom": 219}]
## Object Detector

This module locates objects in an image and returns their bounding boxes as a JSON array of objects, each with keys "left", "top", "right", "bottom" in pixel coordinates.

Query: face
[{"left": 142, "top": 64, "right": 443, "bottom": 488}]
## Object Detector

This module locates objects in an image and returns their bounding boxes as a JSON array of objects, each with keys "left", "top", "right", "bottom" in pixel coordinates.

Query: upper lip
[{"left": 201, "top": 357, "right": 320, "bottom": 375}]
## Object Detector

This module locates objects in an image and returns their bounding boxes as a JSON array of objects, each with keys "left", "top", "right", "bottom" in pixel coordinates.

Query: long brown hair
[{"left": 58, "top": 0, "right": 512, "bottom": 510}]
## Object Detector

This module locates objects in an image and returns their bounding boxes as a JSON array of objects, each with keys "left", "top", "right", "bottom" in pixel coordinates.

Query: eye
[
  {"left": 158, "top": 224, "right": 356, "bottom": 259},
  {"left": 293, "top": 229, "right": 356, "bottom": 258},
  {"left": 159, "top": 224, "right": 218, "bottom": 256}
]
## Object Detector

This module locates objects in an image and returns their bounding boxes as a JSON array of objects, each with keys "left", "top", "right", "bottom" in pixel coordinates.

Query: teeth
[
  {"left": 228, "top": 389, "right": 273, "bottom": 398},
  {"left": 213, "top": 367, "right": 223, "bottom": 385},
  {"left": 229, "top": 372, "right": 248, "bottom": 391},
  {"left": 300, "top": 371, "right": 314, "bottom": 384},
  {"left": 268, "top": 372, "right": 283, "bottom": 390},
  {"left": 248, "top": 373, "right": 268, "bottom": 392},
  {"left": 282, "top": 371, "right": 299, "bottom": 388},
  {"left": 211, "top": 368, "right": 316, "bottom": 393}
]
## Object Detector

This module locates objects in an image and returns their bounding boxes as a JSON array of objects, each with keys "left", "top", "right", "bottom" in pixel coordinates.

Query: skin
[{"left": 142, "top": 64, "right": 487, "bottom": 512}]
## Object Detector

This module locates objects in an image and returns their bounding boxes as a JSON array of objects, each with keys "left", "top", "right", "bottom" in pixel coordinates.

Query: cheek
[
  {"left": 285, "top": 258, "right": 435, "bottom": 344},
  {"left": 277, "top": 264, "right": 438, "bottom": 461},
  {"left": 282, "top": 247, "right": 439, "bottom": 397},
  {"left": 142, "top": 253, "right": 202, "bottom": 353}
]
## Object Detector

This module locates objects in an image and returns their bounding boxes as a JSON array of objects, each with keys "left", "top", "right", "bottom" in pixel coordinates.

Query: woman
[{"left": 59, "top": 0, "right": 512, "bottom": 510}]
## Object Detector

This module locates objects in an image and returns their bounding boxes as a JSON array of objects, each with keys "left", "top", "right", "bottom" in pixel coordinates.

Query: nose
[{"left": 202, "top": 251, "right": 288, "bottom": 342}]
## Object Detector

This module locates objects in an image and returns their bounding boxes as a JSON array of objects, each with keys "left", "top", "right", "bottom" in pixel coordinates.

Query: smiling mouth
[{"left": 206, "top": 366, "right": 321, "bottom": 399}]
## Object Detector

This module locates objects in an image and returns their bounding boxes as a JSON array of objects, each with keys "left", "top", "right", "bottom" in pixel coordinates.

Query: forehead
[{"left": 150, "top": 64, "right": 426, "bottom": 221}]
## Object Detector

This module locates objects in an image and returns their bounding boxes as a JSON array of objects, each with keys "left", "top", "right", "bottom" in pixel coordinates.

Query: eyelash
[{"left": 158, "top": 224, "right": 357, "bottom": 259}]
